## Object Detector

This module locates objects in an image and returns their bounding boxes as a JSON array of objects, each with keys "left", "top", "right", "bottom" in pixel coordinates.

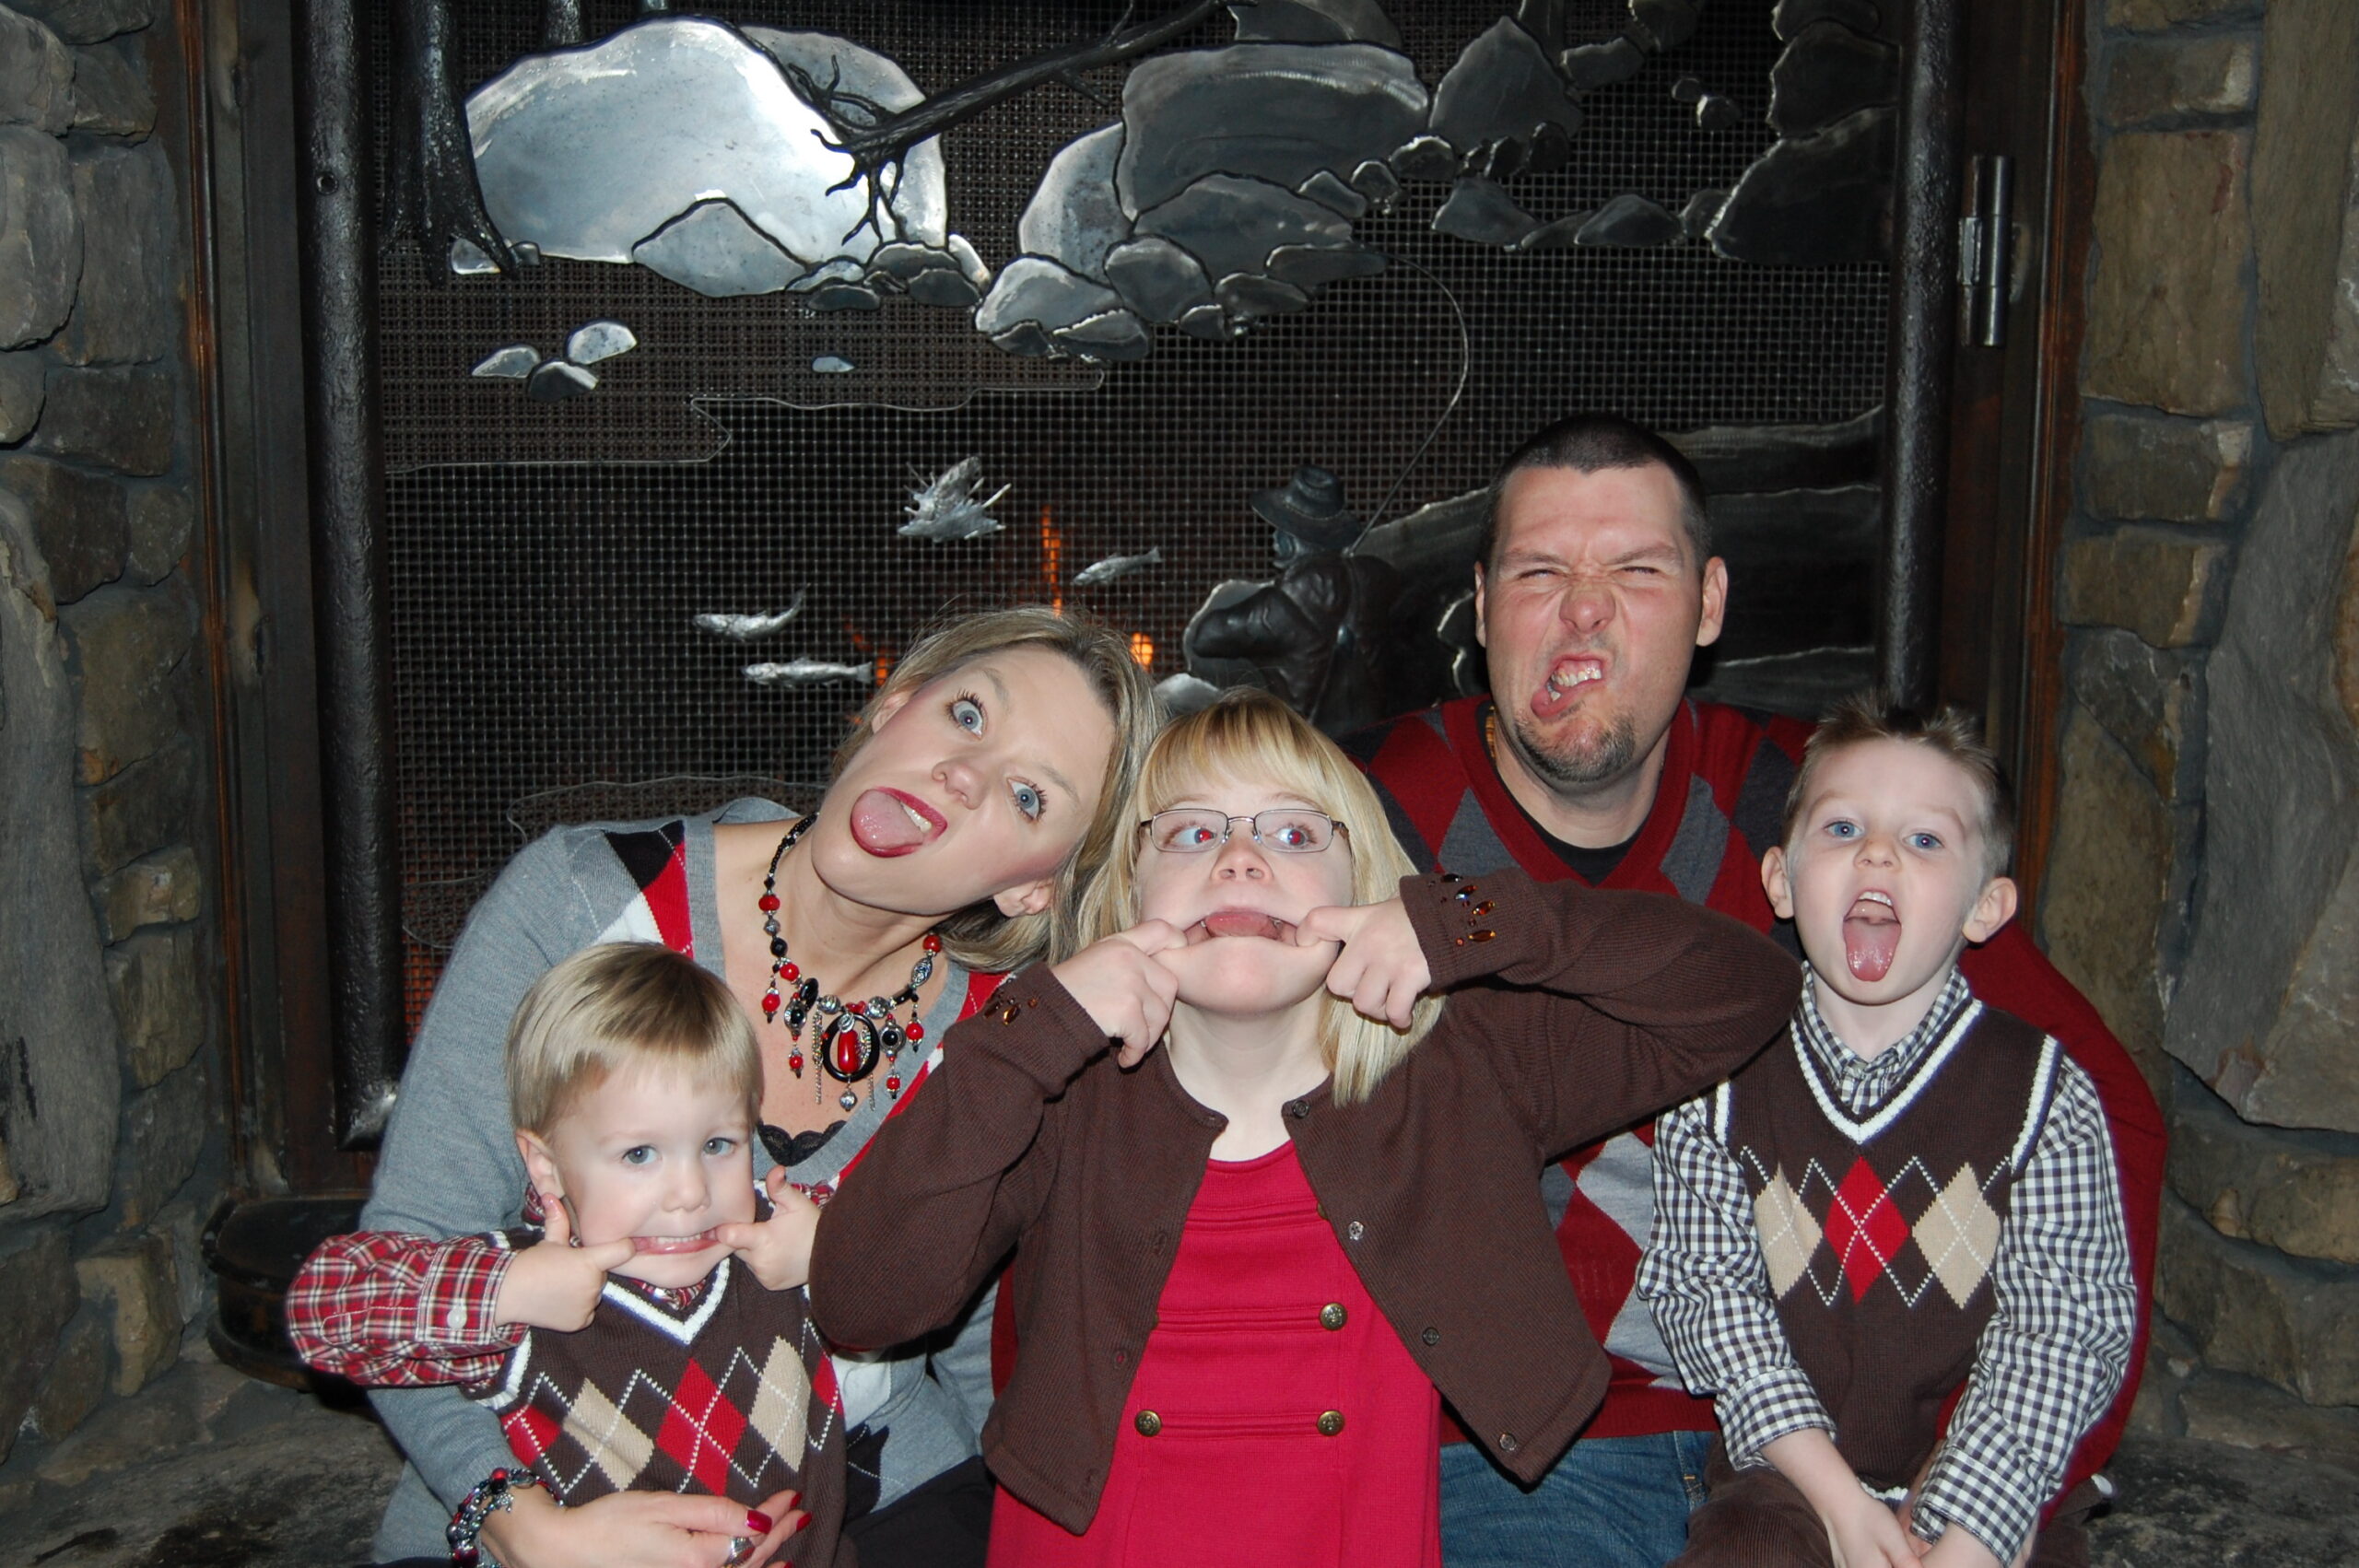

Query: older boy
[
  {"left": 290, "top": 943, "right": 838, "bottom": 1568},
  {"left": 1637, "top": 699, "right": 2136, "bottom": 1568}
]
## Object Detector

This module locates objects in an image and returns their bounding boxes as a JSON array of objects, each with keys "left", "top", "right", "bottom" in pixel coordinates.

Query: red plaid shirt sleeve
[{"left": 287, "top": 1231, "right": 527, "bottom": 1387}]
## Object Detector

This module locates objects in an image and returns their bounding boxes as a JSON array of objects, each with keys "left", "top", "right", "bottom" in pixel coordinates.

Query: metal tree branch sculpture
[{"left": 388, "top": 0, "right": 1219, "bottom": 276}]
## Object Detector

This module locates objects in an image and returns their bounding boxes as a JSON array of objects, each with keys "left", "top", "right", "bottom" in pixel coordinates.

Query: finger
[
  {"left": 1295, "top": 905, "right": 1353, "bottom": 946},
  {"left": 581, "top": 1235, "right": 637, "bottom": 1270},
  {"left": 656, "top": 1493, "right": 781, "bottom": 1539},
  {"left": 1113, "top": 919, "right": 1184, "bottom": 956},
  {"left": 537, "top": 1190, "right": 571, "bottom": 1247},
  {"left": 709, "top": 1222, "right": 763, "bottom": 1254}
]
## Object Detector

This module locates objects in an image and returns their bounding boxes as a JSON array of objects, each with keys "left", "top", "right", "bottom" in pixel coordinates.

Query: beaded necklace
[{"left": 758, "top": 816, "right": 939, "bottom": 1111}]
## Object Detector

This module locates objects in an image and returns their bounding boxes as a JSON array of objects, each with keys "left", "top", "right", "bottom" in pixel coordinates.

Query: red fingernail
[
  {"left": 792, "top": 1515, "right": 811, "bottom": 1536},
  {"left": 746, "top": 1511, "right": 774, "bottom": 1535}
]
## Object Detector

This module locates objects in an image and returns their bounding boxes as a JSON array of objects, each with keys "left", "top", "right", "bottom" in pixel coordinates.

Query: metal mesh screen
[{"left": 378, "top": 0, "right": 1890, "bottom": 1029}]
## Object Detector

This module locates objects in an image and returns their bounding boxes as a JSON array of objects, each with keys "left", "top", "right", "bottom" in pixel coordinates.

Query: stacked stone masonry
[
  {"left": 0, "top": 0, "right": 224, "bottom": 1480},
  {"left": 2048, "top": 0, "right": 2359, "bottom": 1469}
]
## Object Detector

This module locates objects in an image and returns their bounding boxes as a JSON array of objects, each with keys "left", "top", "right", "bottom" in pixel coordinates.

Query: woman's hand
[
  {"left": 493, "top": 1191, "right": 636, "bottom": 1331},
  {"left": 1049, "top": 921, "right": 1184, "bottom": 1067},
  {"left": 477, "top": 1482, "right": 804, "bottom": 1568},
  {"left": 714, "top": 1169, "right": 821, "bottom": 1292},
  {"left": 1297, "top": 898, "right": 1430, "bottom": 1029}
]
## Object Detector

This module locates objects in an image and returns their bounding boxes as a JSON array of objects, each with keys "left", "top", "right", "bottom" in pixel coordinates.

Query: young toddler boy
[
  {"left": 289, "top": 942, "right": 838, "bottom": 1567},
  {"left": 1637, "top": 696, "right": 2136, "bottom": 1568}
]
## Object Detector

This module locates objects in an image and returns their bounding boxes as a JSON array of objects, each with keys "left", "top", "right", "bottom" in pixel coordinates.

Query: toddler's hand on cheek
[
  {"left": 1298, "top": 898, "right": 1429, "bottom": 1029},
  {"left": 495, "top": 1190, "right": 636, "bottom": 1331},
  {"left": 714, "top": 1168, "right": 819, "bottom": 1292}
]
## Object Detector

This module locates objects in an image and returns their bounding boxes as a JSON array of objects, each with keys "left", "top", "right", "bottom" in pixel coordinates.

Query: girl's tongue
[
  {"left": 1843, "top": 896, "right": 1900, "bottom": 982},
  {"left": 1198, "top": 909, "right": 1294, "bottom": 942}
]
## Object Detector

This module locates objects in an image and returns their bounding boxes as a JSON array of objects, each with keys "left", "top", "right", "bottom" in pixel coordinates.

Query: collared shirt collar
[{"left": 1792, "top": 964, "right": 1975, "bottom": 1118}]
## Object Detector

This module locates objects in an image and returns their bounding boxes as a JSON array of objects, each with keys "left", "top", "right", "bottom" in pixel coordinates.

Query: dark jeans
[{"left": 1439, "top": 1429, "right": 1714, "bottom": 1568}]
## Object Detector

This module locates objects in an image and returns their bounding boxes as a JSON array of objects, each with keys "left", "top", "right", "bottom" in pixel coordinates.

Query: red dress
[{"left": 988, "top": 1143, "right": 1442, "bottom": 1568}]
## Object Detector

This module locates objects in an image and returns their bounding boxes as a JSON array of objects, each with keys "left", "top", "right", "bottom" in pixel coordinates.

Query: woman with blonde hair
[
  {"left": 360, "top": 607, "right": 1158, "bottom": 1568},
  {"left": 812, "top": 690, "right": 1798, "bottom": 1568}
]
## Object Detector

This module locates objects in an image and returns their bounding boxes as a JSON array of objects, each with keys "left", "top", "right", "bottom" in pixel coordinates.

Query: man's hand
[
  {"left": 714, "top": 1170, "right": 820, "bottom": 1292},
  {"left": 493, "top": 1191, "right": 634, "bottom": 1331},
  {"left": 1049, "top": 921, "right": 1185, "bottom": 1068},
  {"left": 1297, "top": 897, "right": 1429, "bottom": 1029}
]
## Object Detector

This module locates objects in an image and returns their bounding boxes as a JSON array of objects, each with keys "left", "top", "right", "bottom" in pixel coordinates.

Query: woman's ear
[
  {"left": 1964, "top": 875, "right": 2019, "bottom": 944},
  {"left": 992, "top": 875, "right": 1055, "bottom": 919},
  {"left": 867, "top": 686, "right": 916, "bottom": 733},
  {"left": 1759, "top": 845, "right": 1795, "bottom": 920}
]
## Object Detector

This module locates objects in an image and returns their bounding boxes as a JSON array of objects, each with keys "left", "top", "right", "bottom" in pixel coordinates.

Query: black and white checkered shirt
[{"left": 1637, "top": 966, "right": 2136, "bottom": 1563}]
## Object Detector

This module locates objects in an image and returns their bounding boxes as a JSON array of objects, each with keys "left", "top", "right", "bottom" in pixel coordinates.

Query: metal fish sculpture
[
  {"left": 693, "top": 591, "right": 808, "bottom": 641},
  {"left": 1073, "top": 546, "right": 1165, "bottom": 588},
  {"left": 897, "top": 456, "right": 1011, "bottom": 542},
  {"left": 743, "top": 659, "right": 873, "bottom": 687}
]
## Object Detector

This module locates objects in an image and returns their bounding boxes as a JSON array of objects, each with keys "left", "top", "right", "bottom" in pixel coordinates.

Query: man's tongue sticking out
[
  {"left": 849, "top": 789, "right": 935, "bottom": 856},
  {"left": 1843, "top": 895, "right": 1900, "bottom": 982}
]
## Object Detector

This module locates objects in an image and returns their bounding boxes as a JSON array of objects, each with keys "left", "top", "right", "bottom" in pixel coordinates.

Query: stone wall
[
  {"left": 2046, "top": 0, "right": 2359, "bottom": 1467},
  {"left": 0, "top": 0, "right": 223, "bottom": 1480}
]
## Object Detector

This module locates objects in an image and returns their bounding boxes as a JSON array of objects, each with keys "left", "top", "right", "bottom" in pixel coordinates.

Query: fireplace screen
[{"left": 378, "top": 0, "right": 1895, "bottom": 1030}]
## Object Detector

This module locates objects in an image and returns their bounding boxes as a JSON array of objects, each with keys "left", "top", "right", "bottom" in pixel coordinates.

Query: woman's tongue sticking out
[{"left": 848, "top": 788, "right": 938, "bottom": 857}]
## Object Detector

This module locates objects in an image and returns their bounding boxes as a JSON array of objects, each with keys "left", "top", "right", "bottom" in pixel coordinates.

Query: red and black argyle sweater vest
[
  {"left": 470, "top": 1240, "right": 847, "bottom": 1564},
  {"left": 1717, "top": 1002, "right": 2061, "bottom": 1491}
]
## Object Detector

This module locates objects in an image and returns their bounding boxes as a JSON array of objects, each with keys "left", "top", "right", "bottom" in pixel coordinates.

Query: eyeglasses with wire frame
[{"left": 1140, "top": 809, "right": 1350, "bottom": 854}]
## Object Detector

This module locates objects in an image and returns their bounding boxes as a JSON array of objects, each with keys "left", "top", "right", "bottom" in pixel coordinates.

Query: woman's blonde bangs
[{"left": 1085, "top": 690, "right": 1441, "bottom": 1103}]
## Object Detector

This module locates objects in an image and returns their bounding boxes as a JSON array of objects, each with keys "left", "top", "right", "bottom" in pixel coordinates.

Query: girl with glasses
[{"left": 809, "top": 690, "right": 1798, "bottom": 1568}]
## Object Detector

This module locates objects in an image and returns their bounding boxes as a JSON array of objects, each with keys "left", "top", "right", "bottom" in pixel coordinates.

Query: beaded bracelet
[{"left": 447, "top": 1465, "right": 545, "bottom": 1566}]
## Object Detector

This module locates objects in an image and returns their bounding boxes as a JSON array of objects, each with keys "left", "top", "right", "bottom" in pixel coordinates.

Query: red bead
[
  {"left": 905, "top": 1021, "right": 923, "bottom": 1042},
  {"left": 922, "top": 933, "right": 943, "bottom": 954},
  {"left": 832, "top": 1030, "right": 863, "bottom": 1077},
  {"left": 758, "top": 894, "right": 780, "bottom": 912},
  {"left": 847, "top": 1000, "right": 867, "bottom": 1014},
  {"left": 788, "top": 1051, "right": 804, "bottom": 1076},
  {"left": 781, "top": 962, "right": 800, "bottom": 982},
  {"left": 886, "top": 1075, "right": 902, "bottom": 1094},
  {"left": 760, "top": 992, "right": 781, "bottom": 1015}
]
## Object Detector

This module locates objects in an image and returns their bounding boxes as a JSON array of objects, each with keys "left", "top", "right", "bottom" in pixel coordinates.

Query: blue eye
[
  {"left": 948, "top": 696, "right": 983, "bottom": 733},
  {"left": 703, "top": 1136, "right": 736, "bottom": 1158},
  {"left": 621, "top": 1145, "right": 655, "bottom": 1166},
  {"left": 1012, "top": 781, "right": 1044, "bottom": 822},
  {"left": 1909, "top": 832, "right": 1943, "bottom": 851},
  {"left": 1825, "top": 820, "right": 1858, "bottom": 839}
]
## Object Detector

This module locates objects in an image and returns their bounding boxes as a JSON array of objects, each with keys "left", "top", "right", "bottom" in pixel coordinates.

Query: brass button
[
  {"left": 1421, "top": 1326, "right": 1440, "bottom": 1346},
  {"left": 1319, "top": 1303, "right": 1347, "bottom": 1331},
  {"left": 1498, "top": 1433, "right": 1519, "bottom": 1453},
  {"left": 1345, "top": 1220, "right": 1364, "bottom": 1242},
  {"left": 1134, "top": 1410, "right": 1162, "bottom": 1436},
  {"left": 1316, "top": 1410, "right": 1345, "bottom": 1436}
]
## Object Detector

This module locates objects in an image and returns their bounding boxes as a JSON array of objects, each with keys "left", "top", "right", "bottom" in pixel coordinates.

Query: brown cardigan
[{"left": 810, "top": 867, "right": 1798, "bottom": 1533}]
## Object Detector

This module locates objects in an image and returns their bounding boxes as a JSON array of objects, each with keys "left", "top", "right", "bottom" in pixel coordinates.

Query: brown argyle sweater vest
[
  {"left": 1718, "top": 1002, "right": 2060, "bottom": 1491},
  {"left": 469, "top": 1238, "right": 848, "bottom": 1566}
]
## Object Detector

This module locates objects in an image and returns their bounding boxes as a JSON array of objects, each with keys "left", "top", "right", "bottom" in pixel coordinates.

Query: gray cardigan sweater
[{"left": 361, "top": 801, "right": 993, "bottom": 1561}]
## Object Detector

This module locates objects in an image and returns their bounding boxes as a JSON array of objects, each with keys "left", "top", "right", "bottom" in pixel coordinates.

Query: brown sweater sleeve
[
  {"left": 809, "top": 966, "right": 1106, "bottom": 1352},
  {"left": 1400, "top": 866, "right": 1800, "bottom": 1157}
]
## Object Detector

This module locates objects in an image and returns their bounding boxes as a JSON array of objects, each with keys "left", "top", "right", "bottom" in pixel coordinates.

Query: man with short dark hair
[{"left": 1342, "top": 412, "right": 2163, "bottom": 1568}]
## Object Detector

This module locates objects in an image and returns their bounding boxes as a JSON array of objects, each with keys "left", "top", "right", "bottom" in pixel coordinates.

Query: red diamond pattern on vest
[
  {"left": 1826, "top": 1156, "right": 1911, "bottom": 1301},
  {"left": 660, "top": 1357, "right": 749, "bottom": 1495}
]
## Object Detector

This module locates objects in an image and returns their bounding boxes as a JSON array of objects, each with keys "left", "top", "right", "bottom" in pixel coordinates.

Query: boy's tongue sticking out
[{"left": 1843, "top": 893, "right": 1899, "bottom": 983}]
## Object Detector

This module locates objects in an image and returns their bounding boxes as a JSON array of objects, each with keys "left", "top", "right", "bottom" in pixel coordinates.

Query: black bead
[{"left": 769, "top": 937, "right": 787, "bottom": 957}]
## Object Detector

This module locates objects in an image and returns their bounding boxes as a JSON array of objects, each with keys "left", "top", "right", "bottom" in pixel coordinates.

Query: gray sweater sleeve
[{"left": 359, "top": 829, "right": 591, "bottom": 1552}]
